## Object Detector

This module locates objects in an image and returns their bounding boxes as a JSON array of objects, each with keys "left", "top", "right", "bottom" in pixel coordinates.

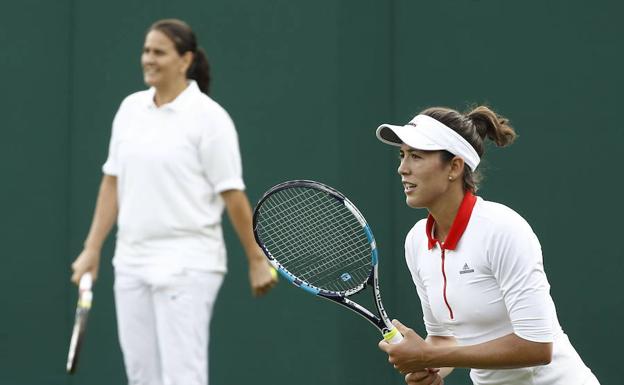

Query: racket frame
[
  {"left": 66, "top": 272, "right": 93, "bottom": 374},
  {"left": 253, "top": 180, "right": 401, "bottom": 342}
]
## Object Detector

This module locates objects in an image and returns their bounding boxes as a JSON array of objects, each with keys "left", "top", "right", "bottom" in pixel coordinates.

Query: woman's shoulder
[
  {"left": 190, "top": 91, "right": 225, "bottom": 111},
  {"left": 118, "top": 89, "right": 153, "bottom": 109},
  {"left": 406, "top": 217, "right": 428, "bottom": 243},
  {"left": 473, "top": 197, "right": 533, "bottom": 234},
  {"left": 192, "top": 94, "right": 235, "bottom": 124}
]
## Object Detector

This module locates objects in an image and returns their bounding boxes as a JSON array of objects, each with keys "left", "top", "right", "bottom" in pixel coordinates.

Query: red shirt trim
[{"left": 426, "top": 191, "right": 477, "bottom": 250}]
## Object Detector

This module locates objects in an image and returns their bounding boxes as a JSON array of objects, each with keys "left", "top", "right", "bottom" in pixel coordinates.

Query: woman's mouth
[{"left": 403, "top": 181, "right": 416, "bottom": 193}]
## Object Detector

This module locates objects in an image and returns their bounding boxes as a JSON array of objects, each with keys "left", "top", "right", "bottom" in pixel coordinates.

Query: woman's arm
[
  {"left": 221, "top": 189, "right": 277, "bottom": 296},
  {"left": 401, "top": 336, "right": 457, "bottom": 385},
  {"left": 380, "top": 320, "right": 552, "bottom": 374},
  {"left": 71, "top": 175, "right": 118, "bottom": 284},
  {"left": 426, "top": 335, "right": 456, "bottom": 378}
]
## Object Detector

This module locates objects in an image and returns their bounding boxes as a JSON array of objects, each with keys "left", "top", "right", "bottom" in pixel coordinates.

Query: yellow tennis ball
[{"left": 270, "top": 267, "right": 278, "bottom": 280}]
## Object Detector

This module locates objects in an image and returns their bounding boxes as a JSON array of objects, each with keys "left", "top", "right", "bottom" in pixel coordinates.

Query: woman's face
[
  {"left": 141, "top": 29, "right": 190, "bottom": 89},
  {"left": 398, "top": 144, "right": 453, "bottom": 209}
]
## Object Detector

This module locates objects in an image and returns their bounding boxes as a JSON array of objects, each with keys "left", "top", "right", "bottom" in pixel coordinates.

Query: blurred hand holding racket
[
  {"left": 253, "top": 180, "right": 403, "bottom": 344},
  {"left": 66, "top": 272, "right": 93, "bottom": 374}
]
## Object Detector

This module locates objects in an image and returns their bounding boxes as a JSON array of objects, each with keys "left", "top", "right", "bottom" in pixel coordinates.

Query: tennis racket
[
  {"left": 253, "top": 180, "right": 403, "bottom": 344},
  {"left": 66, "top": 272, "right": 93, "bottom": 374}
]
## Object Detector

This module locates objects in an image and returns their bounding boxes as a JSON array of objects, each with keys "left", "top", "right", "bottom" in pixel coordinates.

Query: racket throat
[
  {"left": 370, "top": 271, "right": 395, "bottom": 334},
  {"left": 328, "top": 295, "right": 387, "bottom": 331}
]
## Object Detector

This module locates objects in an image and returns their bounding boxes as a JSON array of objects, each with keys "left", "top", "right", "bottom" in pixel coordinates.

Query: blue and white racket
[{"left": 253, "top": 180, "right": 402, "bottom": 344}]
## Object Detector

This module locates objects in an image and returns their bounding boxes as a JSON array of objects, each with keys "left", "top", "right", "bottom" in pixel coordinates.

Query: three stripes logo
[{"left": 459, "top": 263, "right": 474, "bottom": 275}]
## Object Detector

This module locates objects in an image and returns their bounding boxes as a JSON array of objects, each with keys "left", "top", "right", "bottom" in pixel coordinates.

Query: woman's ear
[
  {"left": 449, "top": 156, "right": 465, "bottom": 181},
  {"left": 180, "top": 51, "right": 194, "bottom": 74}
]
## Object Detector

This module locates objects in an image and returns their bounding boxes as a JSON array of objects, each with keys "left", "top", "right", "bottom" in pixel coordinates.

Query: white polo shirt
[
  {"left": 103, "top": 81, "right": 245, "bottom": 273},
  {"left": 405, "top": 192, "right": 597, "bottom": 385}
]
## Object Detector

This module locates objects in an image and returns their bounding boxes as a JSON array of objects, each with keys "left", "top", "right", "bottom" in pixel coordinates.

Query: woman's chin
[
  {"left": 143, "top": 75, "right": 159, "bottom": 87},
  {"left": 405, "top": 197, "right": 424, "bottom": 209}
]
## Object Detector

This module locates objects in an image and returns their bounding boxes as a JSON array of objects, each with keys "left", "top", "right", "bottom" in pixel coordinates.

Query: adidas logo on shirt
[{"left": 459, "top": 263, "right": 474, "bottom": 274}]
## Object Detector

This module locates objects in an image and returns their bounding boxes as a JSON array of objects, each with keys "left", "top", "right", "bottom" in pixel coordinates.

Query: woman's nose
[
  {"left": 142, "top": 53, "right": 154, "bottom": 65},
  {"left": 397, "top": 158, "right": 409, "bottom": 175}
]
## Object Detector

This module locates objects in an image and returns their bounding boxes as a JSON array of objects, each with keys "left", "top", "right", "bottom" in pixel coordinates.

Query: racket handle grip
[
  {"left": 79, "top": 272, "right": 93, "bottom": 291},
  {"left": 383, "top": 327, "right": 404, "bottom": 344}
]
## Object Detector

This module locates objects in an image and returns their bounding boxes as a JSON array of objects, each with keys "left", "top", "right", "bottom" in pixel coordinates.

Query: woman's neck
[
  {"left": 154, "top": 78, "right": 188, "bottom": 107},
  {"left": 428, "top": 187, "right": 465, "bottom": 243}
]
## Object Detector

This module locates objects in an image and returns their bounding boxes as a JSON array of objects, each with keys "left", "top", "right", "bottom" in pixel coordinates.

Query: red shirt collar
[{"left": 426, "top": 191, "right": 477, "bottom": 250}]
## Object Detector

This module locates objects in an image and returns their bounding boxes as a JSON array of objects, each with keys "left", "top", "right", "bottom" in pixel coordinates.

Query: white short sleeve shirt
[
  {"left": 103, "top": 81, "right": 244, "bottom": 272},
  {"left": 405, "top": 192, "right": 597, "bottom": 385}
]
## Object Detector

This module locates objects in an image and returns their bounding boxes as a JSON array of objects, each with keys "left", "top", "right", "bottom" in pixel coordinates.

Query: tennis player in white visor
[{"left": 376, "top": 106, "right": 600, "bottom": 385}]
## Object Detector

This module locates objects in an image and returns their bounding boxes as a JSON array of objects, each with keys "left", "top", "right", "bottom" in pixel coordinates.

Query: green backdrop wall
[{"left": 0, "top": 1, "right": 620, "bottom": 384}]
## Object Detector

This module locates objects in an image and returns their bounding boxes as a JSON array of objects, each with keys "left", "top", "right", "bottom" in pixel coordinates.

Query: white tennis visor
[{"left": 376, "top": 114, "right": 480, "bottom": 171}]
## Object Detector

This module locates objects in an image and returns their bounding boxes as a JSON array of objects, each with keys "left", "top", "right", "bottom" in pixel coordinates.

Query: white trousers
[{"left": 114, "top": 266, "right": 224, "bottom": 385}]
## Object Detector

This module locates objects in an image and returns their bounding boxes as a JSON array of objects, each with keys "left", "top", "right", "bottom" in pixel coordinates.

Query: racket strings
[
  {"left": 261, "top": 213, "right": 370, "bottom": 290},
  {"left": 267, "top": 200, "right": 364, "bottom": 269},
  {"left": 261, "top": 189, "right": 365, "bottom": 263},
  {"left": 257, "top": 187, "right": 372, "bottom": 292}
]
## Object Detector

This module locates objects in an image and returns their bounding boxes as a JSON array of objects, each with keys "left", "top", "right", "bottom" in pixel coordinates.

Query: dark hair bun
[{"left": 467, "top": 106, "right": 516, "bottom": 147}]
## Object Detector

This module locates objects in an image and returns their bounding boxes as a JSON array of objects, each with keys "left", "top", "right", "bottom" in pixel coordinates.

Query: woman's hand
[
  {"left": 405, "top": 369, "right": 443, "bottom": 385},
  {"left": 378, "top": 319, "right": 432, "bottom": 374},
  {"left": 247, "top": 246, "right": 277, "bottom": 297},
  {"left": 71, "top": 248, "right": 101, "bottom": 285}
]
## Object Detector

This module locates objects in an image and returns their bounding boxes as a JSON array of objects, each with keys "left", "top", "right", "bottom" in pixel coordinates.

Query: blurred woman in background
[{"left": 71, "top": 19, "right": 276, "bottom": 385}]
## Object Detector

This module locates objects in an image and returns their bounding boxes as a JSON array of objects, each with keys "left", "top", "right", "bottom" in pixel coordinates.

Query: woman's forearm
[
  {"left": 426, "top": 336, "right": 456, "bottom": 378},
  {"left": 426, "top": 333, "right": 552, "bottom": 370},
  {"left": 380, "top": 322, "right": 552, "bottom": 374},
  {"left": 221, "top": 189, "right": 263, "bottom": 262},
  {"left": 221, "top": 189, "right": 276, "bottom": 296},
  {"left": 84, "top": 175, "right": 118, "bottom": 251}
]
